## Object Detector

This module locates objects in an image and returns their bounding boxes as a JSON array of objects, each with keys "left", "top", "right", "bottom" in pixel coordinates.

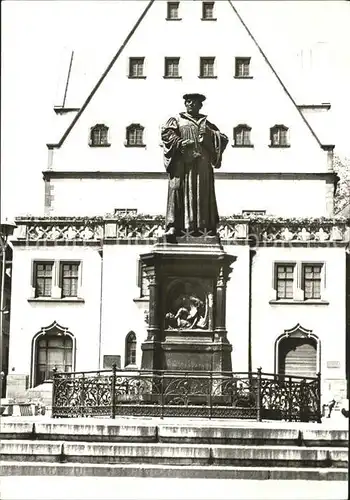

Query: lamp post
[{"left": 0, "top": 220, "right": 16, "bottom": 397}]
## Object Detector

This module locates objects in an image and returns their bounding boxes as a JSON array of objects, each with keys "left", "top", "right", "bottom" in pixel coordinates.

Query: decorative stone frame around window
[
  {"left": 199, "top": 57, "right": 216, "bottom": 78},
  {"left": 232, "top": 124, "right": 253, "bottom": 148},
  {"left": 89, "top": 124, "right": 110, "bottom": 147},
  {"left": 202, "top": 2, "right": 216, "bottom": 20},
  {"left": 33, "top": 261, "right": 54, "bottom": 298},
  {"left": 235, "top": 57, "right": 252, "bottom": 79},
  {"left": 301, "top": 263, "right": 323, "bottom": 301},
  {"left": 274, "top": 324, "right": 321, "bottom": 377},
  {"left": 29, "top": 260, "right": 83, "bottom": 302},
  {"left": 60, "top": 262, "right": 80, "bottom": 298},
  {"left": 166, "top": 2, "right": 181, "bottom": 20},
  {"left": 270, "top": 261, "right": 328, "bottom": 304},
  {"left": 128, "top": 57, "right": 146, "bottom": 78},
  {"left": 164, "top": 57, "right": 181, "bottom": 79},
  {"left": 125, "top": 124, "right": 146, "bottom": 147},
  {"left": 31, "top": 322, "right": 75, "bottom": 387},
  {"left": 269, "top": 125, "right": 290, "bottom": 148},
  {"left": 274, "top": 263, "right": 295, "bottom": 300},
  {"left": 137, "top": 259, "right": 150, "bottom": 299}
]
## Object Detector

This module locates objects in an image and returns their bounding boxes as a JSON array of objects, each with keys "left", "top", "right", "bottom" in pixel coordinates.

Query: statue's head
[{"left": 183, "top": 93, "right": 206, "bottom": 116}]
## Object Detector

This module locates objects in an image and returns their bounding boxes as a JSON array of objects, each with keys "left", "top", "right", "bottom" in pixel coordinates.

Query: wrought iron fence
[{"left": 52, "top": 367, "right": 321, "bottom": 422}]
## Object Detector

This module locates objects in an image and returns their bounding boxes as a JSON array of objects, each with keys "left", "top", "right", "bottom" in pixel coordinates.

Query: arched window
[
  {"left": 89, "top": 124, "right": 110, "bottom": 147},
  {"left": 270, "top": 125, "right": 289, "bottom": 147},
  {"left": 275, "top": 324, "right": 320, "bottom": 379},
  {"left": 125, "top": 332, "right": 137, "bottom": 366},
  {"left": 233, "top": 124, "right": 252, "bottom": 147},
  {"left": 32, "top": 322, "right": 74, "bottom": 386},
  {"left": 126, "top": 124, "right": 145, "bottom": 147}
]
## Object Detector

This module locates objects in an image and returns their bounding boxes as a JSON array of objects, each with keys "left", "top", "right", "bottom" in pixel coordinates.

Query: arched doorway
[
  {"left": 32, "top": 322, "right": 75, "bottom": 386},
  {"left": 276, "top": 324, "right": 319, "bottom": 378}
]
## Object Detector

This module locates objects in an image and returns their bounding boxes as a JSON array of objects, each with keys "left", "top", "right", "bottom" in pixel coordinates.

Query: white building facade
[{"left": 6, "top": 0, "right": 349, "bottom": 405}]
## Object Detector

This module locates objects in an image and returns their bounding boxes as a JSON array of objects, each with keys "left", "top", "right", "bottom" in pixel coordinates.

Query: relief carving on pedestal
[{"left": 164, "top": 280, "right": 209, "bottom": 330}]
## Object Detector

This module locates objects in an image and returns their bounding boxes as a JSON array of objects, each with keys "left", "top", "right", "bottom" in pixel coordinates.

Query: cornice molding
[{"left": 42, "top": 171, "right": 337, "bottom": 181}]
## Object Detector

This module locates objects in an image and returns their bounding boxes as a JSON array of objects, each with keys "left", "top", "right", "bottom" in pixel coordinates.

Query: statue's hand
[{"left": 179, "top": 139, "right": 194, "bottom": 152}]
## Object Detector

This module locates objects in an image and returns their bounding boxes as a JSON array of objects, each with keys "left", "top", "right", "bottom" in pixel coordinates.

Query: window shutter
[{"left": 282, "top": 338, "right": 317, "bottom": 378}]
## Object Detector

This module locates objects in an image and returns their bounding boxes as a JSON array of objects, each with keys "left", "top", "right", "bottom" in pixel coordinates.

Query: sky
[{"left": 1, "top": 0, "right": 350, "bottom": 221}]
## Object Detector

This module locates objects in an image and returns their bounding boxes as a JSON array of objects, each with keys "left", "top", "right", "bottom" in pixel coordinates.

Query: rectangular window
[
  {"left": 235, "top": 57, "right": 251, "bottom": 78},
  {"left": 138, "top": 260, "right": 150, "bottom": 298},
  {"left": 127, "top": 126, "right": 144, "bottom": 146},
  {"left": 127, "top": 344, "right": 136, "bottom": 365},
  {"left": 234, "top": 127, "right": 251, "bottom": 146},
  {"left": 242, "top": 210, "right": 266, "bottom": 216},
  {"left": 114, "top": 208, "right": 138, "bottom": 217},
  {"left": 90, "top": 125, "right": 109, "bottom": 147},
  {"left": 165, "top": 57, "right": 180, "bottom": 78},
  {"left": 200, "top": 57, "right": 215, "bottom": 78},
  {"left": 129, "top": 58, "right": 145, "bottom": 78},
  {"left": 303, "top": 265, "right": 322, "bottom": 300},
  {"left": 60, "top": 263, "right": 79, "bottom": 298},
  {"left": 202, "top": 2, "right": 215, "bottom": 19},
  {"left": 271, "top": 126, "right": 289, "bottom": 146},
  {"left": 276, "top": 264, "right": 294, "bottom": 299},
  {"left": 34, "top": 262, "right": 53, "bottom": 298},
  {"left": 167, "top": 2, "right": 179, "bottom": 19}
]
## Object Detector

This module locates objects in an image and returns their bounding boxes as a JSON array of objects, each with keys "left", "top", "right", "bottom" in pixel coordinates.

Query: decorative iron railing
[{"left": 52, "top": 367, "right": 321, "bottom": 422}]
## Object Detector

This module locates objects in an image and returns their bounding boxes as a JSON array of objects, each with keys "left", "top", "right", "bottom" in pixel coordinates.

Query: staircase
[{"left": 0, "top": 419, "right": 348, "bottom": 479}]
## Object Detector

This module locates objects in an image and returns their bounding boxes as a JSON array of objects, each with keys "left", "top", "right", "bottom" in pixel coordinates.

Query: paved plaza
[{"left": 0, "top": 477, "right": 348, "bottom": 500}]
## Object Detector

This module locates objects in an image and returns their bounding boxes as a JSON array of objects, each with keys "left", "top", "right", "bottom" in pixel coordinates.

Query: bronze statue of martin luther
[{"left": 161, "top": 93, "right": 228, "bottom": 237}]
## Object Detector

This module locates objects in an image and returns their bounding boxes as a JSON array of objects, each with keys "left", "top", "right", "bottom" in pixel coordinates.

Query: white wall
[
  {"left": 8, "top": 245, "right": 102, "bottom": 380},
  {"left": 47, "top": 0, "right": 330, "bottom": 215},
  {"left": 250, "top": 245, "right": 347, "bottom": 398},
  {"left": 49, "top": 176, "right": 331, "bottom": 217}
]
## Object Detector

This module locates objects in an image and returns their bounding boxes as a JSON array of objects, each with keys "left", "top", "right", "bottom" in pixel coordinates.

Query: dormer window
[
  {"left": 164, "top": 57, "right": 180, "bottom": 78},
  {"left": 89, "top": 124, "right": 110, "bottom": 147},
  {"left": 125, "top": 124, "right": 145, "bottom": 147},
  {"left": 129, "top": 58, "right": 145, "bottom": 78},
  {"left": 233, "top": 124, "right": 252, "bottom": 147},
  {"left": 235, "top": 58, "right": 251, "bottom": 78},
  {"left": 200, "top": 57, "right": 216, "bottom": 78},
  {"left": 270, "top": 125, "right": 290, "bottom": 147},
  {"left": 167, "top": 2, "right": 180, "bottom": 20},
  {"left": 202, "top": 2, "right": 216, "bottom": 20}
]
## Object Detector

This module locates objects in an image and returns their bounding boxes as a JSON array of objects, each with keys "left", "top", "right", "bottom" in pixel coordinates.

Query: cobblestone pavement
[{"left": 0, "top": 477, "right": 348, "bottom": 500}]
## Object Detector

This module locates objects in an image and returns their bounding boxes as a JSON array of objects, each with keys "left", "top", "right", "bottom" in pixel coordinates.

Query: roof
[{"left": 50, "top": 0, "right": 328, "bottom": 150}]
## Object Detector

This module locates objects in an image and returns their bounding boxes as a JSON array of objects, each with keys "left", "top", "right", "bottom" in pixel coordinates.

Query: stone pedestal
[{"left": 140, "top": 235, "right": 236, "bottom": 373}]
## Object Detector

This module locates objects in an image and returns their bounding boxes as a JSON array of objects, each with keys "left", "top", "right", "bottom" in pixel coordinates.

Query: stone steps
[
  {"left": 0, "top": 419, "right": 348, "bottom": 479},
  {"left": 1, "top": 421, "right": 348, "bottom": 446},
  {"left": 0, "top": 440, "right": 348, "bottom": 468},
  {"left": 1, "top": 462, "right": 348, "bottom": 480}
]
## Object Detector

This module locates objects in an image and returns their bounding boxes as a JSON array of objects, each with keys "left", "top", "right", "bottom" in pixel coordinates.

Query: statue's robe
[{"left": 161, "top": 112, "right": 228, "bottom": 234}]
